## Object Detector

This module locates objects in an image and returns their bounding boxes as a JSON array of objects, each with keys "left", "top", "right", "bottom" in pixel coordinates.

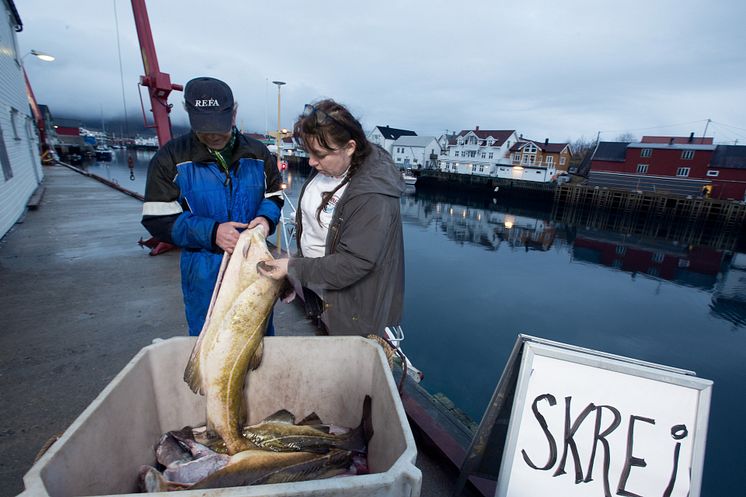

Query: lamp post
[
  {"left": 271, "top": 80, "right": 286, "bottom": 173},
  {"left": 272, "top": 80, "right": 285, "bottom": 253},
  {"left": 21, "top": 49, "right": 55, "bottom": 170}
]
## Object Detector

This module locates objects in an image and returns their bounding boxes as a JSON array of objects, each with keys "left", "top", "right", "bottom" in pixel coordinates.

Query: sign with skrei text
[{"left": 495, "top": 340, "right": 712, "bottom": 497}]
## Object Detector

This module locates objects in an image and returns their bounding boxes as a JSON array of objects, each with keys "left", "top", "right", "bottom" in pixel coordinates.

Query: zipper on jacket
[{"left": 330, "top": 216, "right": 343, "bottom": 251}]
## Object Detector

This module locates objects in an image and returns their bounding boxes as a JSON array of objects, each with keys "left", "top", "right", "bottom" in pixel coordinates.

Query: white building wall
[
  {"left": 392, "top": 145, "right": 422, "bottom": 168},
  {"left": 368, "top": 128, "right": 384, "bottom": 148},
  {"left": 368, "top": 128, "right": 396, "bottom": 156},
  {"left": 391, "top": 138, "right": 442, "bottom": 169},
  {"left": 438, "top": 131, "right": 519, "bottom": 175},
  {"left": 0, "top": 11, "right": 43, "bottom": 239}
]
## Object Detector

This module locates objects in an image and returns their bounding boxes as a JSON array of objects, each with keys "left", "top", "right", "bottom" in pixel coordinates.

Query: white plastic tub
[{"left": 21, "top": 337, "right": 421, "bottom": 497}]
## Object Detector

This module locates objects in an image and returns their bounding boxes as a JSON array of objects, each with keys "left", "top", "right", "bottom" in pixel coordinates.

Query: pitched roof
[
  {"left": 710, "top": 145, "right": 746, "bottom": 169},
  {"left": 509, "top": 139, "right": 570, "bottom": 154},
  {"left": 458, "top": 129, "right": 515, "bottom": 145},
  {"left": 642, "top": 135, "right": 713, "bottom": 145},
  {"left": 374, "top": 126, "right": 417, "bottom": 140},
  {"left": 393, "top": 135, "right": 437, "bottom": 147},
  {"left": 592, "top": 141, "right": 629, "bottom": 162}
]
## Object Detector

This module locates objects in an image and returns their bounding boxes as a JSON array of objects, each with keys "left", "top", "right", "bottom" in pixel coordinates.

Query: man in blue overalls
[{"left": 141, "top": 77, "right": 283, "bottom": 336}]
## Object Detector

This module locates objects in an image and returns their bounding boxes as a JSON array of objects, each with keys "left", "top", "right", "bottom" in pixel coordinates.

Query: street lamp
[
  {"left": 24, "top": 49, "right": 55, "bottom": 62},
  {"left": 271, "top": 80, "right": 286, "bottom": 173}
]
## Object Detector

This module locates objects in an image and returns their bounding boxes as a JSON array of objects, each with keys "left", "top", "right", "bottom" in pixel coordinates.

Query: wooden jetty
[
  {"left": 553, "top": 183, "right": 746, "bottom": 251},
  {"left": 417, "top": 170, "right": 555, "bottom": 196},
  {"left": 554, "top": 183, "right": 746, "bottom": 224}
]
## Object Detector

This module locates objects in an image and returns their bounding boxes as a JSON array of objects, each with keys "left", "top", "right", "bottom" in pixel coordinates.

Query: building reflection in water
[{"left": 400, "top": 188, "right": 746, "bottom": 326}]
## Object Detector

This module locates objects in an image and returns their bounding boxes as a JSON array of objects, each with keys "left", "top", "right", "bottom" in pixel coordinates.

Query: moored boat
[{"left": 402, "top": 171, "right": 417, "bottom": 186}]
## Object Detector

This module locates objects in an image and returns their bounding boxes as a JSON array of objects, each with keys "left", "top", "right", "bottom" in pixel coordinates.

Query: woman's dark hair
[{"left": 293, "top": 99, "right": 371, "bottom": 223}]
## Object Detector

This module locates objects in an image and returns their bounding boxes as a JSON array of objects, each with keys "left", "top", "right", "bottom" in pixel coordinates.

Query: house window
[
  {"left": 616, "top": 245, "right": 627, "bottom": 255},
  {"left": 681, "top": 150, "right": 694, "bottom": 160},
  {"left": 637, "top": 164, "right": 648, "bottom": 174},
  {"left": 481, "top": 153, "right": 486, "bottom": 158},
  {"left": 513, "top": 153, "right": 520, "bottom": 162},
  {"left": 455, "top": 151, "right": 459, "bottom": 157},
  {"left": 706, "top": 170, "right": 719, "bottom": 177},
  {"left": 676, "top": 167, "right": 690, "bottom": 177},
  {"left": 652, "top": 251, "right": 665, "bottom": 264},
  {"left": 396, "top": 157, "right": 402, "bottom": 162},
  {"left": 545, "top": 156, "right": 554, "bottom": 166},
  {"left": 488, "top": 152, "right": 493, "bottom": 159},
  {"left": 0, "top": 126, "right": 13, "bottom": 181},
  {"left": 640, "top": 148, "right": 652, "bottom": 157},
  {"left": 560, "top": 157, "right": 566, "bottom": 165},
  {"left": 10, "top": 108, "right": 21, "bottom": 140},
  {"left": 524, "top": 144, "right": 537, "bottom": 153}
]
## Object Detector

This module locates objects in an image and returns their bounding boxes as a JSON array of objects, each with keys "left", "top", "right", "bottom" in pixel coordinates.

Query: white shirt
[{"left": 300, "top": 172, "right": 349, "bottom": 258}]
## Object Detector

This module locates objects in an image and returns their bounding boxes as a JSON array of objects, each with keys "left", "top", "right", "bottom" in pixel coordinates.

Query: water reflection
[{"left": 77, "top": 149, "right": 153, "bottom": 196}]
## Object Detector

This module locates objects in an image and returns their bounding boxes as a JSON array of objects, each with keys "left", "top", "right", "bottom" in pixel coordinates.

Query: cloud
[{"left": 17, "top": 0, "right": 746, "bottom": 143}]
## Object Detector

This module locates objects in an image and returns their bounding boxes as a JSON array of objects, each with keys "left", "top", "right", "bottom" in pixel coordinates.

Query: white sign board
[{"left": 496, "top": 341, "right": 712, "bottom": 497}]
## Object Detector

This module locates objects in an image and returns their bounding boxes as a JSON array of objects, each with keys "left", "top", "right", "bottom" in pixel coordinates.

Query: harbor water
[{"left": 80, "top": 151, "right": 746, "bottom": 496}]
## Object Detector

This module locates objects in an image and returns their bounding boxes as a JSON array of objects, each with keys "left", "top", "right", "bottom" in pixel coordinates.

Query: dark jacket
[
  {"left": 288, "top": 145, "right": 405, "bottom": 336},
  {"left": 141, "top": 131, "right": 283, "bottom": 335}
]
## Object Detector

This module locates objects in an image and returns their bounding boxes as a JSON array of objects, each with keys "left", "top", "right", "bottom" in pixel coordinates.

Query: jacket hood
[{"left": 345, "top": 144, "right": 404, "bottom": 199}]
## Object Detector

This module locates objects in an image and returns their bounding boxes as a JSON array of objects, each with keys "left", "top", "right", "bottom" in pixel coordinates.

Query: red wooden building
[{"left": 588, "top": 134, "right": 746, "bottom": 201}]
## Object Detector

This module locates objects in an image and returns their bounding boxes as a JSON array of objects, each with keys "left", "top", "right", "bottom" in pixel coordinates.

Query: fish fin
[
  {"left": 183, "top": 340, "right": 204, "bottom": 394},
  {"left": 342, "top": 395, "right": 374, "bottom": 453},
  {"left": 260, "top": 409, "right": 296, "bottom": 424},
  {"left": 138, "top": 465, "right": 189, "bottom": 492},
  {"left": 298, "top": 412, "right": 323, "bottom": 426},
  {"left": 248, "top": 337, "right": 264, "bottom": 371}
]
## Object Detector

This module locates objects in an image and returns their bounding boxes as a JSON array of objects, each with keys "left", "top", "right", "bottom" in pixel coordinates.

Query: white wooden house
[
  {"left": 391, "top": 135, "right": 441, "bottom": 169},
  {"left": 438, "top": 127, "right": 518, "bottom": 176},
  {"left": 368, "top": 125, "right": 417, "bottom": 156},
  {"left": 0, "top": 0, "right": 44, "bottom": 239}
]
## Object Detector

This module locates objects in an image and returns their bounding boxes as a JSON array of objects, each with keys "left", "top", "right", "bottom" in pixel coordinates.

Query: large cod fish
[{"left": 184, "top": 226, "right": 283, "bottom": 455}]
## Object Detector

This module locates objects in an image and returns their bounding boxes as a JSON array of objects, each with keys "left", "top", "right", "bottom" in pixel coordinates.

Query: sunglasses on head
[{"left": 302, "top": 104, "right": 355, "bottom": 134}]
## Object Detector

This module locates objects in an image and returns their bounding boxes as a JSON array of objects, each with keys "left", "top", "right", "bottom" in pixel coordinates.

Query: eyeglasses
[{"left": 302, "top": 104, "right": 355, "bottom": 134}]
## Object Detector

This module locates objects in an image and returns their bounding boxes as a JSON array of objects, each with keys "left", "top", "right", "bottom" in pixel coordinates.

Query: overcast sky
[{"left": 17, "top": 0, "right": 746, "bottom": 144}]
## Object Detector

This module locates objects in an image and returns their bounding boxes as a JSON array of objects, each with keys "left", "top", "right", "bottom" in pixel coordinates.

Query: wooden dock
[
  {"left": 555, "top": 183, "right": 746, "bottom": 223},
  {"left": 553, "top": 184, "right": 746, "bottom": 250},
  {"left": 418, "top": 170, "right": 555, "bottom": 196}
]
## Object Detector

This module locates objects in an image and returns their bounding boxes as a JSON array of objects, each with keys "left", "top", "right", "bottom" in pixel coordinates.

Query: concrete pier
[{"left": 0, "top": 164, "right": 470, "bottom": 497}]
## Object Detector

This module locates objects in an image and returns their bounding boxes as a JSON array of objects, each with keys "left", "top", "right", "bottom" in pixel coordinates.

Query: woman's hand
[{"left": 257, "top": 258, "right": 289, "bottom": 280}]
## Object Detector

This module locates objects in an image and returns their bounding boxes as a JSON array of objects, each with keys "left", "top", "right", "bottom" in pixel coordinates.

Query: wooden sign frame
[{"left": 454, "top": 334, "right": 712, "bottom": 497}]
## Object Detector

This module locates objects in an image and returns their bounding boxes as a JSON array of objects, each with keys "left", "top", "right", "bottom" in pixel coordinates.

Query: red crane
[
  {"left": 130, "top": 0, "right": 178, "bottom": 255},
  {"left": 130, "top": 0, "right": 182, "bottom": 147}
]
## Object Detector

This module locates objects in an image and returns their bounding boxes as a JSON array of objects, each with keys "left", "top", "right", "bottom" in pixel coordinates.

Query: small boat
[
  {"left": 402, "top": 171, "right": 417, "bottom": 186},
  {"left": 95, "top": 146, "right": 114, "bottom": 161}
]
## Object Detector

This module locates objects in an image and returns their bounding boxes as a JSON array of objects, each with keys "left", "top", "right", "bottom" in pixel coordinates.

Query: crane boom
[{"left": 130, "top": 0, "right": 182, "bottom": 147}]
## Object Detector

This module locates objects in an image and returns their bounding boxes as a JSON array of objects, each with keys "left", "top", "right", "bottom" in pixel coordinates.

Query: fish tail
[
  {"left": 342, "top": 395, "right": 374, "bottom": 453},
  {"left": 183, "top": 336, "right": 205, "bottom": 394}
]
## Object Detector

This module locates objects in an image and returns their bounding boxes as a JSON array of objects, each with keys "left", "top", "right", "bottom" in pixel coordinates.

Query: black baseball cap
[{"left": 184, "top": 77, "right": 235, "bottom": 133}]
